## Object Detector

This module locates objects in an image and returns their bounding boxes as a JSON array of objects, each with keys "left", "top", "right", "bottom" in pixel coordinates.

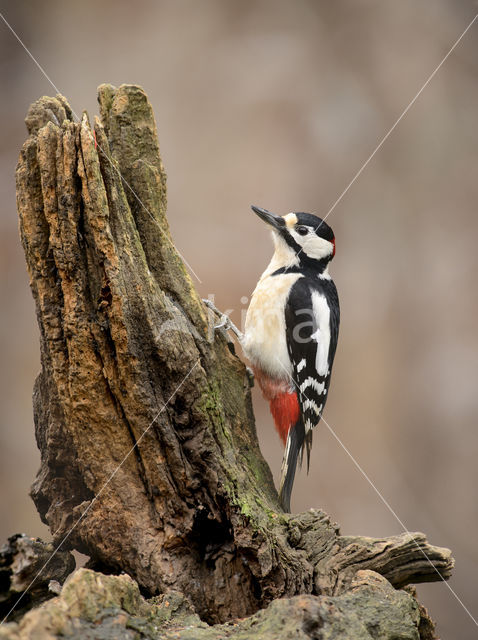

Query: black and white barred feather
[{"left": 279, "top": 274, "right": 339, "bottom": 510}]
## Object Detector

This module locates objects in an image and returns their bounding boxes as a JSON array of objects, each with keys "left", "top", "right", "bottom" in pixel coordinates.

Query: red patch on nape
[
  {"left": 269, "top": 391, "right": 300, "bottom": 445},
  {"left": 331, "top": 237, "right": 336, "bottom": 257}
]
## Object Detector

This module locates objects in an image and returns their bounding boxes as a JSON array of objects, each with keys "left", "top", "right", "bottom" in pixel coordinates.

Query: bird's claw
[
  {"left": 214, "top": 315, "right": 229, "bottom": 330},
  {"left": 202, "top": 299, "right": 243, "bottom": 342}
]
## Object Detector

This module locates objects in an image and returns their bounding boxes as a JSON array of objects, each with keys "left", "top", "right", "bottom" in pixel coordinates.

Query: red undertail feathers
[
  {"left": 269, "top": 391, "right": 300, "bottom": 444},
  {"left": 252, "top": 366, "right": 300, "bottom": 445}
]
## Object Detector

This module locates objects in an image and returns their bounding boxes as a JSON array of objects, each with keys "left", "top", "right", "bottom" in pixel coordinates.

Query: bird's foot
[{"left": 202, "top": 299, "right": 243, "bottom": 341}]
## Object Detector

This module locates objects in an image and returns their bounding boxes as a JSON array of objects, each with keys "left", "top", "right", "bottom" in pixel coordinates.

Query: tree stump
[{"left": 13, "top": 84, "right": 453, "bottom": 636}]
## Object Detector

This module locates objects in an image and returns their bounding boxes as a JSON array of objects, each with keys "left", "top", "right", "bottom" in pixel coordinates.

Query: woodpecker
[{"left": 243, "top": 205, "right": 339, "bottom": 512}]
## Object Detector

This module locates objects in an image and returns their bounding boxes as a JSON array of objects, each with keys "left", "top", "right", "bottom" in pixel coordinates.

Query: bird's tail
[{"left": 278, "top": 419, "right": 305, "bottom": 512}]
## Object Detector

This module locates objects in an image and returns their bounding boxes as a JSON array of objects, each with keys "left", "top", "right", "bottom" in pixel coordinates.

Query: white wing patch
[
  {"left": 302, "top": 398, "right": 322, "bottom": 415},
  {"left": 311, "top": 291, "right": 331, "bottom": 377},
  {"left": 297, "top": 358, "right": 306, "bottom": 372},
  {"left": 299, "top": 377, "right": 325, "bottom": 395},
  {"left": 302, "top": 399, "right": 323, "bottom": 433}
]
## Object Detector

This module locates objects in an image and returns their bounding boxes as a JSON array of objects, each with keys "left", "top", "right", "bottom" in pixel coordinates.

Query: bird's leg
[
  {"left": 202, "top": 299, "right": 243, "bottom": 341},
  {"left": 202, "top": 299, "right": 253, "bottom": 386}
]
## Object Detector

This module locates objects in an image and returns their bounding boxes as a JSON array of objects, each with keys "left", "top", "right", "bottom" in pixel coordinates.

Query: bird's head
[{"left": 251, "top": 205, "right": 335, "bottom": 271}]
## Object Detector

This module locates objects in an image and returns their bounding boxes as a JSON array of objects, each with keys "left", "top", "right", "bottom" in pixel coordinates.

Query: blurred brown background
[{"left": 1, "top": 0, "right": 477, "bottom": 636}]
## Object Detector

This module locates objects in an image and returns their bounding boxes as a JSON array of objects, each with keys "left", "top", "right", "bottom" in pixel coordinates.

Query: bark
[
  {"left": 0, "top": 535, "right": 74, "bottom": 622},
  {"left": 0, "top": 568, "right": 437, "bottom": 640},
  {"left": 15, "top": 84, "right": 453, "bottom": 634}
]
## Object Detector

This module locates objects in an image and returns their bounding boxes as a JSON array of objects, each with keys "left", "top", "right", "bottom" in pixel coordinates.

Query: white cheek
[{"left": 290, "top": 231, "right": 333, "bottom": 260}]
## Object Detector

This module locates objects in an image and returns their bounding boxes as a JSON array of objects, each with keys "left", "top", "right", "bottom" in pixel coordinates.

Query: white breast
[{"left": 243, "top": 272, "right": 302, "bottom": 380}]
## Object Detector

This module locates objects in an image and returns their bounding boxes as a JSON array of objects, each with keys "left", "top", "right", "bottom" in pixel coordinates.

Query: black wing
[{"left": 279, "top": 277, "right": 339, "bottom": 510}]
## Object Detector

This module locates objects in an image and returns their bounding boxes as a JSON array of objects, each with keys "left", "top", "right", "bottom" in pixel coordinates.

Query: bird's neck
[
  {"left": 262, "top": 245, "right": 331, "bottom": 280},
  {"left": 261, "top": 242, "right": 298, "bottom": 278}
]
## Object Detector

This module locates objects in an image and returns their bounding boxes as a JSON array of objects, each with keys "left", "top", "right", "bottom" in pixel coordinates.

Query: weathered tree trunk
[{"left": 14, "top": 85, "right": 453, "bottom": 637}]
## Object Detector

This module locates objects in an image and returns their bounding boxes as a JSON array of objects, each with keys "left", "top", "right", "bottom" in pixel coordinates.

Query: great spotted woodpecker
[{"left": 243, "top": 205, "right": 339, "bottom": 512}]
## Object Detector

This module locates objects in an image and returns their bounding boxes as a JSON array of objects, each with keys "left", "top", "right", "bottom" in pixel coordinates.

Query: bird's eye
[{"left": 296, "top": 226, "right": 308, "bottom": 236}]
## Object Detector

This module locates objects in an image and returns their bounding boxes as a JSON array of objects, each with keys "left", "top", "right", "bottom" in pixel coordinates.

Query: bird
[{"left": 242, "top": 205, "right": 340, "bottom": 512}]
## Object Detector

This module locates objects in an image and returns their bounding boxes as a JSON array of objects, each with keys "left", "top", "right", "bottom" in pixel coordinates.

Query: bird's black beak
[{"left": 251, "top": 205, "right": 285, "bottom": 230}]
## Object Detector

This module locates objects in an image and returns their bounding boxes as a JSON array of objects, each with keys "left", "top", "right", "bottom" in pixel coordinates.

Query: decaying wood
[
  {"left": 15, "top": 84, "right": 453, "bottom": 633},
  {"left": 0, "top": 535, "right": 74, "bottom": 622},
  {"left": 0, "top": 568, "right": 437, "bottom": 640}
]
